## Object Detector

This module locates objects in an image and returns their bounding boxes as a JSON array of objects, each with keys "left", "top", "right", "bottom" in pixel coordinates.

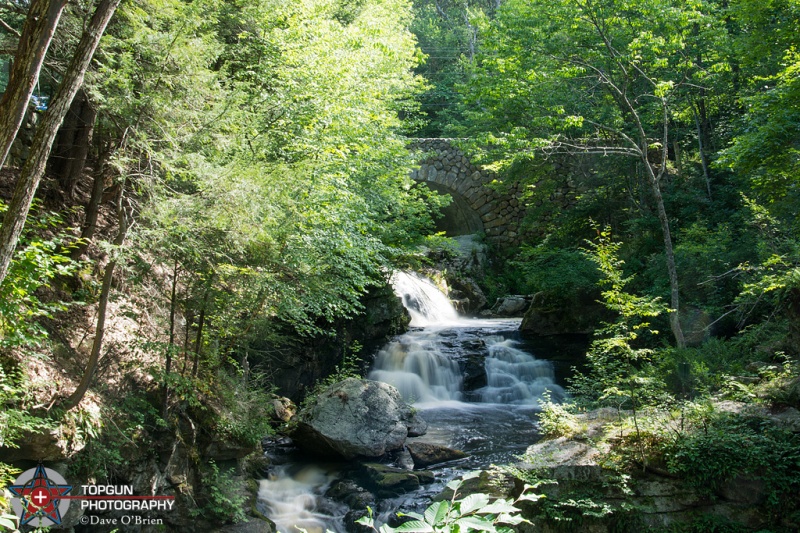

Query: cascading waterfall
[
  {"left": 390, "top": 271, "right": 460, "bottom": 326},
  {"left": 260, "top": 270, "right": 566, "bottom": 532},
  {"left": 370, "top": 271, "right": 564, "bottom": 408},
  {"left": 258, "top": 464, "right": 344, "bottom": 533},
  {"left": 480, "top": 337, "right": 564, "bottom": 404},
  {"left": 369, "top": 333, "right": 464, "bottom": 403}
]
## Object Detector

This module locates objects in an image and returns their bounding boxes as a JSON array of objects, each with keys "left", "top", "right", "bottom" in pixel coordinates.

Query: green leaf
[
  {"left": 424, "top": 500, "right": 450, "bottom": 525},
  {"left": 394, "top": 520, "right": 435, "bottom": 532},
  {"left": 459, "top": 493, "right": 491, "bottom": 515},
  {"left": 446, "top": 478, "right": 463, "bottom": 491},
  {"left": 476, "top": 501, "right": 519, "bottom": 515},
  {"left": 454, "top": 516, "right": 497, "bottom": 532},
  {"left": 516, "top": 492, "right": 543, "bottom": 502},
  {"left": 497, "top": 514, "right": 527, "bottom": 525}
]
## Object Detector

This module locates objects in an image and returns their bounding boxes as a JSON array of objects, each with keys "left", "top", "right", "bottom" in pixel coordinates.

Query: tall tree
[
  {"left": 452, "top": 0, "right": 732, "bottom": 347},
  {"left": 0, "top": 0, "right": 68, "bottom": 168},
  {"left": 0, "top": 0, "right": 121, "bottom": 287}
]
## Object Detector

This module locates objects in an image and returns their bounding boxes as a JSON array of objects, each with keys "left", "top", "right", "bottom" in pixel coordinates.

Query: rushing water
[{"left": 258, "top": 272, "right": 565, "bottom": 532}]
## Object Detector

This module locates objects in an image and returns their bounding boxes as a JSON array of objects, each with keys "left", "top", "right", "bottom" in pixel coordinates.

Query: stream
[{"left": 257, "top": 272, "right": 566, "bottom": 532}]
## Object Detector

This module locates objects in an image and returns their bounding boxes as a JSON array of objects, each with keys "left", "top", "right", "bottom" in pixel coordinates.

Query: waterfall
[
  {"left": 479, "top": 337, "right": 565, "bottom": 404},
  {"left": 258, "top": 464, "right": 345, "bottom": 533},
  {"left": 260, "top": 271, "right": 568, "bottom": 531},
  {"left": 369, "top": 332, "right": 464, "bottom": 403},
  {"left": 371, "top": 271, "right": 565, "bottom": 408},
  {"left": 390, "top": 271, "right": 460, "bottom": 326}
]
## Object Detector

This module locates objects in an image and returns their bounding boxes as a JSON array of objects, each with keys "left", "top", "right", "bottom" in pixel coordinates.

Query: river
[{"left": 257, "top": 272, "right": 565, "bottom": 532}]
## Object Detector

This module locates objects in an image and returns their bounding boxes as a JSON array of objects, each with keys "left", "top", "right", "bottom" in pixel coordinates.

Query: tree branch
[{"left": 0, "top": 16, "right": 21, "bottom": 37}]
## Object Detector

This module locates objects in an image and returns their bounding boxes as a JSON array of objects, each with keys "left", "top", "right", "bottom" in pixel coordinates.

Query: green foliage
[
  {"left": 512, "top": 245, "right": 600, "bottom": 305},
  {"left": 718, "top": 50, "right": 800, "bottom": 226},
  {"left": 300, "top": 342, "right": 363, "bottom": 411},
  {"left": 502, "top": 463, "right": 635, "bottom": 528},
  {"left": 654, "top": 514, "right": 749, "bottom": 533},
  {"left": 357, "top": 471, "right": 537, "bottom": 532},
  {"left": 0, "top": 462, "right": 22, "bottom": 531},
  {"left": 0, "top": 202, "right": 82, "bottom": 350},
  {"left": 0, "top": 364, "right": 54, "bottom": 450},
  {"left": 569, "top": 230, "right": 668, "bottom": 410},
  {"left": 192, "top": 460, "right": 247, "bottom": 524},
  {"left": 68, "top": 394, "right": 163, "bottom": 481},
  {"left": 408, "top": 0, "right": 497, "bottom": 136},
  {"left": 0, "top": 463, "right": 21, "bottom": 532},
  {"left": 537, "top": 391, "right": 584, "bottom": 439},
  {"left": 210, "top": 369, "right": 275, "bottom": 447},
  {"left": 663, "top": 407, "right": 800, "bottom": 514}
]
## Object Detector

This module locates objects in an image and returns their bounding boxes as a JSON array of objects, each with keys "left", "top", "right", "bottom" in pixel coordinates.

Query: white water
[
  {"left": 258, "top": 464, "right": 344, "bottom": 533},
  {"left": 480, "top": 337, "right": 564, "bottom": 404},
  {"left": 260, "top": 271, "right": 565, "bottom": 532},
  {"left": 390, "top": 271, "right": 460, "bottom": 326},
  {"left": 369, "top": 331, "right": 464, "bottom": 402},
  {"left": 371, "top": 271, "right": 564, "bottom": 408}
]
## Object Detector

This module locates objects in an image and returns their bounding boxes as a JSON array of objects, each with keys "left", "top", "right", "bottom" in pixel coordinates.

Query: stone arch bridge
[{"left": 409, "top": 138, "right": 525, "bottom": 247}]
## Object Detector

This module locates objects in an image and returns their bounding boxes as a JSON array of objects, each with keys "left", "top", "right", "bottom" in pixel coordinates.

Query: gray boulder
[
  {"left": 293, "top": 378, "right": 426, "bottom": 459},
  {"left": 491, "top": 295, "right": 530, "bottom": 317}
]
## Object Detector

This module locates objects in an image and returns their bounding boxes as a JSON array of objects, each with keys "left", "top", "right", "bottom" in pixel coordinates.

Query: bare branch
[
  {"left": 583, "top": 118, "right": 641, "bottom": 153},
  {"left": 0, "top": 16, "right": 21, "bottom": 37}
]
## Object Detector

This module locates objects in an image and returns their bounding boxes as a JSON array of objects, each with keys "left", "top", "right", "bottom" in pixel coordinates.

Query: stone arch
[
  {"left": 410, "top": 138, "right": 524, "bottom": 246},
  {"left": 425, "top": 182, "right": 484, "bottom": 236}
]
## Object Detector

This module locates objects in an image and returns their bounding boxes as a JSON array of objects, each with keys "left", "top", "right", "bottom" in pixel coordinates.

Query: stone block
[
  {"left": 484, "top": 218, "right": 506, "bottom": 229},
  {"left": 478, "top": 202, "right": 496, "bottom": 216},
  {"left": 472, "top": 196, "right": 488, "bottom": 210}
]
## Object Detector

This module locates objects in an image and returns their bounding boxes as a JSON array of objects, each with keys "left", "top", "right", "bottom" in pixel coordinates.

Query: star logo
[{"left": 8, "top": 464, "right": 72, "bottom": 527}]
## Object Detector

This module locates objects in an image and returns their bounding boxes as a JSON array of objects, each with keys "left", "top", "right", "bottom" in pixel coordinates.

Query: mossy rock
[{"left": 359, "top": 463, "right": 434, "bottom": 496}]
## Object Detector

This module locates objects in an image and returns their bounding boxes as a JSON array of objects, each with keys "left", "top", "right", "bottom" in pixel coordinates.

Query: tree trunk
[
  {"left": 0, "top": 0, "right": 121, "bottom": 287},
  {"left": 693, "top": 103, "right": 712, "bottom": 200},
  {"left": 62, "top": 188, "right": 128, "bottom": 410},
  {"left": 192, "top": 281, "right": 212, "bottom": 379},
  {"left": 646, "top": 169, "right": 686, "bottom": 349},
  {"left": 70, "top": 153, "right": 108, "bottom": 260},
  {"left": 0, "top": 0, "right": 68, "bottom": 168},
  {"left": 55, "top": 89, "right": 97, "bottom": 199},
  {"left": 163, "top": 259, "right": 179, "bottom": 417}
]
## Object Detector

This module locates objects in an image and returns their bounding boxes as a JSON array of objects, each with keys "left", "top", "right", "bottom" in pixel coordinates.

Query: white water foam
[
  {"left": 372, "top": 271, "right": 565, "bottom": 408},
  {"left": 390, "top": 271, "right": 460, "bottom": 326},
  {"left": 258, "top": 465, "right": 344, "bottom": 533}
]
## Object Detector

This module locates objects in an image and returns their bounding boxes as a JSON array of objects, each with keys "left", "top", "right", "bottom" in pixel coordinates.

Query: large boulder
[{"left": 293, "top": 378, "right": 426, "bottom": 459}]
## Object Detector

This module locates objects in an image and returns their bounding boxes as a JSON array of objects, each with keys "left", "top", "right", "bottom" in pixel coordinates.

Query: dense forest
[{"left": 0, "top": 0, "right": 798, "bottom": 531}]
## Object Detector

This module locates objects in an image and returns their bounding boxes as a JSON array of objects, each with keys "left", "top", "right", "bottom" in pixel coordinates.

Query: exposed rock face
[
  {"left": 448, "top": 276, "right": 488, "bottom": 315},
  {"left": 515, "top": 407, "right": 784, "bottom": 532},
  {"left": 406, "top": 442, "right": 467, "bottom": 468},
  {"left": 0, "top": 428, "right": 83, "bottom": 462},
  {"left": 293, "top": 378, "right": 426, "bottom": 459},
  {"left": 257, "top": 283, "right": 409, "bottom": 401}
]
